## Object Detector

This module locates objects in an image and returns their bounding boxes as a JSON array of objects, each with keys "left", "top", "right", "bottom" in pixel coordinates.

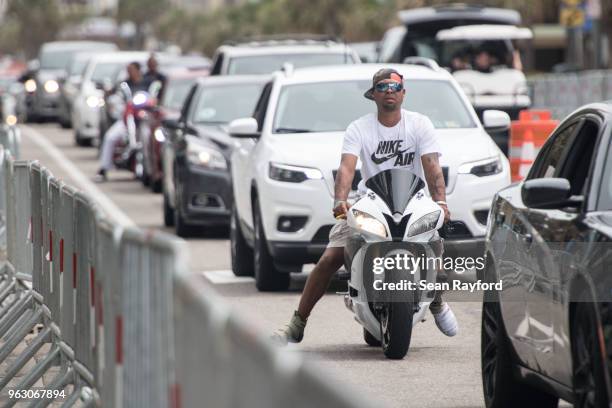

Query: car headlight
[
  {"left": 24, "top": 79, "right": 37, "bottom": 93},
  {"left": 187, "top": 143, "right": 227, "bottom": 170},
  {"left": 43, "top": 80, "right": 59, "bottom": 93},
  {"left": 86, "top": 95, "right": 104, "bottom": 108},
  {"left": 268, "top": 162, "right": 323, "bottom": 183},
  {"left": 407, "top": 210, "right": 441, "bottom": 237},
  {"left": 352, "top": 209, "right": 387, "bottom": 238},
  {"left": 154, "top": 128, "right": 166, "bottom": 142},
  {"left": 458, "top": 156, "right": 502, "bottom": 177}
]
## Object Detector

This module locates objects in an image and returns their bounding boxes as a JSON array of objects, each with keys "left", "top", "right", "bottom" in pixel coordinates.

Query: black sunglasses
[{"left": 375, "top": 82, "right": 403, "bottom": 93}]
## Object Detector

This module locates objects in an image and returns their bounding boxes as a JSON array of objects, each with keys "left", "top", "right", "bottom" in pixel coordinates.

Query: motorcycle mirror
[
  {"left": 119, "top": 81, "right": 132, "bottom": 99},
  {"left": 148, "top": 80, "right": 162, "bottom": 99}
]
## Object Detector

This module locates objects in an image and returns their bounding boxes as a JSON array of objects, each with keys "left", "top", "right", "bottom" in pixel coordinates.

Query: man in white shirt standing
[{"left": 272, "top": 68, "right": 458, "bottom": 344}]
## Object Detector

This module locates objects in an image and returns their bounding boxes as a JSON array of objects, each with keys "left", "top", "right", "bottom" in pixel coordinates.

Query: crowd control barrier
[
  {"left": 529, "top": 69, "right": 612, "bottom": 120},
  {"left": 0, "top": 133, "right": 375, "bottom": 407}
]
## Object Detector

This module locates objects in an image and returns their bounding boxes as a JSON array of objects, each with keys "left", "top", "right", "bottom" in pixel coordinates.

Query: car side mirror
[
  {"left": 483, "top": 110, "right": 511, "bottom": 132},
  {"left": 229, "top": 117, "right": 259, "bottom": 138},
  {"left": 521, "top": 178, "right": 571, "bottom": 209}
]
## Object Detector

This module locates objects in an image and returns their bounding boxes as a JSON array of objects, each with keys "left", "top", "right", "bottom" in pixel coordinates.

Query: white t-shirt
[{"left": 342, "top": 110, "right": 442, "bottom": 187}]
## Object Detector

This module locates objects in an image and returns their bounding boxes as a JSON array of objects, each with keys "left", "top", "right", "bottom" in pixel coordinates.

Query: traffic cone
[{"left": 518, "top": 129, "right": 535, "bottom": 180}]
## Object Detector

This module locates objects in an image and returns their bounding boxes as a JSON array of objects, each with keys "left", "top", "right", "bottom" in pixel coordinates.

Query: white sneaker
[{"left": 433, "top": 303, "right": 458, "bottom": 337}]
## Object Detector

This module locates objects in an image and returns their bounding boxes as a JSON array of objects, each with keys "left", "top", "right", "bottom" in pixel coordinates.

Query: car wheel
[
  {"left": 151, "top": 179, "right": 162, "bottom": 194},
  {"left": 75, "top": 131, "right": 91, "bottom": 147},
  {"left": 572, "top": 301, "right": 610, "bottom": 408},
  {"left": 481, "top": 270, "right": 558, "bottom": 408},
  {"left": 253, "top": 198, "right": 289, "bottom": 291},
  {"left": 230, "top": 204, "right": 254, "bottom": 277},
  {"left": 363, "top": 328, "right": 381, "bottom": 347},
  {"left": 163, "top": 191, "right": 174, "bottom": 227},
  {"left": 174, "top": 195, "right": 195, "bottom": 237}
]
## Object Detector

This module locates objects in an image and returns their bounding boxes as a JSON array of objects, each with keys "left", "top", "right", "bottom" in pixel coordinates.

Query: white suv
[
  {"left": 210, "top": 37, "right": 360, "bottom": 75},
  {"left": 229, "top": 62, "right": 511, "bottom": 291}
]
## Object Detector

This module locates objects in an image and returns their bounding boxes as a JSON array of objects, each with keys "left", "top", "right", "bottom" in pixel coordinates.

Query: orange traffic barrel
[{"left": 509, "top": 110, "right": 558, "bottom": 182}]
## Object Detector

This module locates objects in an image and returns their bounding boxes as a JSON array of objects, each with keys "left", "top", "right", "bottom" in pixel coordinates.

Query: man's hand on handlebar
[{"left": 333, "top": 200, "right": 351, "bottom": 220}]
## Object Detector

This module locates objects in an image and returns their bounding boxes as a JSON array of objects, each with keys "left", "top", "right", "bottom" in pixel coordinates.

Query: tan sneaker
[{"left": 271, "top": 311, "right": 307, "bottom": 346}]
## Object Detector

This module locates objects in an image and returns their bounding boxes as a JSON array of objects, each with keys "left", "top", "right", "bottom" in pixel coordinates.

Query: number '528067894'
[{"left": 8, "top": 389, "right": 66, "bottom": 399}]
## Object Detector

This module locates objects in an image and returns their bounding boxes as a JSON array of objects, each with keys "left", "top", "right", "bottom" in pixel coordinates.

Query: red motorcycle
[{"left": 112, "top": 81, "right": 160, "bottom": 177}]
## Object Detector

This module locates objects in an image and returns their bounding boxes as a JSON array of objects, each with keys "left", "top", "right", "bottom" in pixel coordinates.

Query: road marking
[
  {"left": 21, "top": 125, "right": 135, "bottom": 227},
  {"left": 202, "top": 269, "right": 254, "bottom": 284}
]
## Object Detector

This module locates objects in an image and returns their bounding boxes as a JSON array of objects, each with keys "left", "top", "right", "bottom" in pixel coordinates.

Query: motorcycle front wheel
[{"left": 379, "top": 300, "right": 414, "bottom": 359}]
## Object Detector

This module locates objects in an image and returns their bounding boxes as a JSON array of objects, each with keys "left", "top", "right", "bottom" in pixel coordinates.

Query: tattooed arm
[
  {"left": 421, "top": 152, "right": 450, "bottom": 222},
  {"left": 333, "top": 154, "right": 358, "bottom": 218}
]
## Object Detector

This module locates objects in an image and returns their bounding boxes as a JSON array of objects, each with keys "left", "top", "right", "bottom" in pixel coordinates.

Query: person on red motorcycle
[{"left": 95, "top": 62, "right": 147, "bottom": 182}]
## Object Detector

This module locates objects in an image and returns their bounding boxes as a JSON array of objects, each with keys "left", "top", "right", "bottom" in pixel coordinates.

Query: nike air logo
[{"left": 370, "top": 148, "right": 410, "bottom": 164}]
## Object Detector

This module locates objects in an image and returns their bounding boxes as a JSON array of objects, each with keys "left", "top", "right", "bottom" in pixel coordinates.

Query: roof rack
[
  {"left": 402, "top": 57, "right": 440, "bottom": 71},
  {"left": 223, "top": 34, "right": 342, "bottom": 47}
]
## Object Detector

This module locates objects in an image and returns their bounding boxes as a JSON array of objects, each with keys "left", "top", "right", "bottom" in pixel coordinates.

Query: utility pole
[
  {"left": 560, "top": 0, "right": 586, "bottom": 70},
  {"left": 586, "top": 0, "right": 602, "bottom": 68}
]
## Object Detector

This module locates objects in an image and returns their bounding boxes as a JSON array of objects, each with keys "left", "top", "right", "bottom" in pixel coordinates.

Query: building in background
[{"left": 168, "top": 0, "right": 244, "bottom": 12}]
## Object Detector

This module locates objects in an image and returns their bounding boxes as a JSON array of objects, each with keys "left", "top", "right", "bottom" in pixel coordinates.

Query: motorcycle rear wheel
[{"left": 379, "top": 301, "right": 414, "bottom": 360}]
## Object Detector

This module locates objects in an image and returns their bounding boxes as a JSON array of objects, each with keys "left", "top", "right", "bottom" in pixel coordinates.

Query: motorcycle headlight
[
  {"left": 24, "top": 79, "right": 37, "bottom": 93},
  {"left": 5, "top": 115, "right": 17, "bottom": 126},
  {"left": 268, "top": 162, "right": 322, "bottom": 183},
  {"left": 86, "top": 95, "right": 104, "bottom": 108},
  {"left": 187, "top": 143, "right": 227, "bottom": 170},
  {"left": 352, "top": 209, "right": 387, "bottom": 238},
  {"left": 458, "top": 156, "right": 502, "bottom": 177},
  {"left": 43, "top": 80, "right": 59, "bottom": 93},
  {"left": 154, "top": 128, "right": 166, "bottom": 142},
  {"left": 407, "top": 210, "right": 441, "bottom": 237}
]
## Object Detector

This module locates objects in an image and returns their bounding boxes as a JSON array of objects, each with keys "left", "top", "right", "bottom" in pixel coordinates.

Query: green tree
[
  {"left": 2, "top": 0, "right": 63, "bottom": 58},
  {"left": 117, "top": 0, "right": 169, "bottom": 48}
]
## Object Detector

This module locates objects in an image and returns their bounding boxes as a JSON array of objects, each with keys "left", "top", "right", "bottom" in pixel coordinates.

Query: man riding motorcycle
[
  {"left": 272, "top": 68, "right": 459, "bottom": 344},
  {"left": 95, "top": 61, "right": 148, "bottom": 182}
]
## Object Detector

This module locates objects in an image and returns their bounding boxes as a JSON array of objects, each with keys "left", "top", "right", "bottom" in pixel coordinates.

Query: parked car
[
  {"left": 228, "top": 62, "right": 511, "bottom": 291},
  {"left": 140, "top": 68, "right": 209, "bottom": 192},
  {"left": 209, "top": 36, "right": 360, "bottom": 75},
  {"left": 72, "top": 51, "right": 148, "bottom": 146},
  {"left": 481, "top": 103, "right": 612, "bottom": 408},
  {"left": 24, "top": 41, "right": 117, "bottom": 122},
  {"left": 58, "top": 51, "right": 97, "bottom": 128},
  {"left": 161, "top": 75, "right": 267, "bottom": 237}
]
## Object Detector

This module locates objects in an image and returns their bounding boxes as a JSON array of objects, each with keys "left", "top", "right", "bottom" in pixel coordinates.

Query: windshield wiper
[{"left": 274, "top": 127, "right": 312, "bottom": 133}]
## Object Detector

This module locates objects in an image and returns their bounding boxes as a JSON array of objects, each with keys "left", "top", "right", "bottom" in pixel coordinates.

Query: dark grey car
[
  {"left": 161, "top": 75, "right": 267, "bottom": 237},
  {"left": 481, "top": 103, "right": 612, "bottom": 408}
]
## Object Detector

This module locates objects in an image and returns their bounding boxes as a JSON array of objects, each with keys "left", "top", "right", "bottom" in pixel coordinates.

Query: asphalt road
[{"left": 16, "top": 123, "right": 571, "bottom": 408}]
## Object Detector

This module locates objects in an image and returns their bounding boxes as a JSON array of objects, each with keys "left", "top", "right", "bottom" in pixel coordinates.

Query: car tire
[
  {"left": 230, "top": 204, "right": 254, "bottom": 277},
  {"left": 174, "top": 195, "right": 195, "bottom": 237},
  {"left": 60, "top": 118, "right": 71, "bottom": 129},
  {"left": 253, "top": 198, "right": 289, "bottom": 291},
  {"left": 363, "top": 328, "right": 381, "bottom": 347},
  {"left": 75, "top": 131, "right": 91, "bottom": 147},
  {"left": 151, "top": 179, "right": 162, "bottom": 194},
  {"left": 572, "top": 300, "right": 610, "bottom": 408},
  {"left": 481, "top": 268, "right": 558, "bottom": 408},
  {"left": 163, "top": 191, "right": 174, "bottom": 227}
]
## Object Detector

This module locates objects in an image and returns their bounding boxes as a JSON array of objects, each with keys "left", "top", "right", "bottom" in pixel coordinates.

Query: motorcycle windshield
[{"left": 365, "top": 169, "right": 425, "bottom": 215}]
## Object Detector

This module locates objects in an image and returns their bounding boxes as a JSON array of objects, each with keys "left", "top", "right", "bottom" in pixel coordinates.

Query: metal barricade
[
  {"left": 58, "top": 184, "right": 77, "bottom": 350},
  {"left": 73, "top": 192, "right": 97, "bottom": 375},
  {"left": 119, "top": 227, "right": 177, "bottom": 408},
  {"left": 13, "top": 161, "right": 32, "bottom": 280},
  {"left": 30, "top": 162, "right": 42, "bottom": 291}
]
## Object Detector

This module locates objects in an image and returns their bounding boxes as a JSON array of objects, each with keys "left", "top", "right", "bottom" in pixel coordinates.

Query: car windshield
[
  {"left": 365, "top": 169, "right": 425, "bottom": 214},
  {"left": 191, "top": 83, "right": 263, "bottom": 124},
  {"left": 227, "top": 53, "right": 352, "bottom": 75},
  {"left": 161, "top": 78, "right": 198, "bottom": 110},
  {"left": 273, "top": 79, "right": 475, "bottom": 133},
  {"left": 69, "top": 58, "right": 90, "bottom": 76},
  {"left": 91, "top": 62, "right": 122, "bottom": 83},
  {"left": 40, "top": 50, "right": 74, "bottom": 70}
]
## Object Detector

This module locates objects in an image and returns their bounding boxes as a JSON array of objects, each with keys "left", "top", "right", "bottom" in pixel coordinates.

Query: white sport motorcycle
[{"left": 343, "top": 168, "right": 445, "bottom": 359}]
